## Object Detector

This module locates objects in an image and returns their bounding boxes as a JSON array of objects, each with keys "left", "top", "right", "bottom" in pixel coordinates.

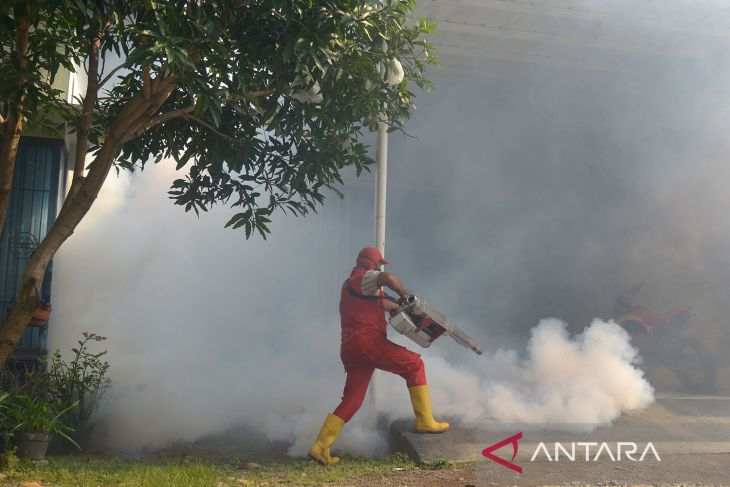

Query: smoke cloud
[
  {"left": 271, "top": 318, "right": 654, "bottom": 457},
  {"left": 47, "top": 0, "right": 729, "bottom": 456},
  {"left": 431, "top": 318, "right": 653, "bottom": 425}
]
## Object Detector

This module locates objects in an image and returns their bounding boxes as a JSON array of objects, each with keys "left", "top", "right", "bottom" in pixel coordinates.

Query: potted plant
[{"left": 5, "top": 394, "right": 79, "bottom": 460}]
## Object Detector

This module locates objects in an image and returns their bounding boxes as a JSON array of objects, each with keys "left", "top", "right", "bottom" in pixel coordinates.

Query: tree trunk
[
  {"left": 0, "top": 136, "right": 121, "bottom": 368},
  {"left": 0, "top": 78, "right": 179, "bottom": 369},
  {"left": 0, "top": 16, "right": 30, "bottom": 236},
  {"left": 0, "top": 148, "right": 117, "bottom": 363},
  {"left": 0, "top": 111, "right": 23, "bottom": 236}
]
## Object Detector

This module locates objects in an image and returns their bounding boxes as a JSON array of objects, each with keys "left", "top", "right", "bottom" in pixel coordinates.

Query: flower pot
[
  {"left": 29, "top": 305, "right": 51, "bottom": 327},
  {"left": 15, "top": 432, "right": 52, "bottom": 460}
]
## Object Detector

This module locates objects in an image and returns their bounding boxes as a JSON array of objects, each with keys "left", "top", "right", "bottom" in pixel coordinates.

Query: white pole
[
  {"left": 370, "top": 119, "right": 388, "bottom": 413},
  {"left": 374, "top": 120, "right": 388, "bottom": 254}
]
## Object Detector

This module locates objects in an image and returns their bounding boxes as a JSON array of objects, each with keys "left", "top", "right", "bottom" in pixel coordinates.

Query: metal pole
[
  {"left": 374, "top": 120, "right": 388, "bottom": 255},
  {"left": 370, "top": 119, "right": 388, "bottom": 412}
]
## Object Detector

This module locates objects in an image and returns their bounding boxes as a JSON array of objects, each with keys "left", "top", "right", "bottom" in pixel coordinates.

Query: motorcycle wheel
[{"left": 667, "top": 336, "right": 716, "bottom": 394}]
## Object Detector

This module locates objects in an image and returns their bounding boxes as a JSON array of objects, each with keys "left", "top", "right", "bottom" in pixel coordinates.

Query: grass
[{"left": 0, "top": 452, "right": 419, "bottom": 486}]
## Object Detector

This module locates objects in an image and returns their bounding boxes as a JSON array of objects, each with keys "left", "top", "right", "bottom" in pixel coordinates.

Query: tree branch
[
  {"left": 121, "top": 105, "right": 194, "bottom": 143},
  {"left": 143, "top": 68, "right": 151, "bottom": 101},
  {"left": 183, "top": 114, "right": 233, "bottom": 140},
  {"left": 97, "top": 95, "right": 134, "bottom": 101},
  {"left": 150, "top": 61, "right": 169, "bottom": 91},
  {"left": 71, "top": 19, "right": 103, "bottom": 193},
  {"left": 114, "top": 74, "right": 177, "bottom": 135},
  {"left": 0, "top": 15, "right": 30, "bottom": 237},
  {"left": 247, "top": 89, "right": 275, "bottom": 98},
  {"left": 222, "top": 89, "right": 275, "bottom": 117},
  {"left": 226, "top": 89, "right": 274, "bottom": 101},
  {"left": 98, "top": 62, "right": 127, "bottom": 88}
]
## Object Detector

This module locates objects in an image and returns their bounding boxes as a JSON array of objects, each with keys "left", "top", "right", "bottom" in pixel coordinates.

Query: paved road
[{"left": 390, "top": 393, "right": 730, "bottom": 486}]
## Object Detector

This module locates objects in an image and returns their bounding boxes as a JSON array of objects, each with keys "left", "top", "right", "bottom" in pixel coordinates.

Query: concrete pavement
[{"left": 391, "top": 393, "right": 730, "bottom": 463}]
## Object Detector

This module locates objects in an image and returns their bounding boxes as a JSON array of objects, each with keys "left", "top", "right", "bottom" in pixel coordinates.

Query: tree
[{"left": 0, "top": 0, "right": 437, "bottom": 368}]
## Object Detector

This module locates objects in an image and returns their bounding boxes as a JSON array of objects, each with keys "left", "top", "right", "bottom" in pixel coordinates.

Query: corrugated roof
[{"left": 416, "top": 0, "right": 730, "bottom": 73}]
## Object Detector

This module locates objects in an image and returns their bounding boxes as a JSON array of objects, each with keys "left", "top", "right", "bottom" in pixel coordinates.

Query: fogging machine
[{"left": 387, "top": 292, "right": 483, "bottom": 355}]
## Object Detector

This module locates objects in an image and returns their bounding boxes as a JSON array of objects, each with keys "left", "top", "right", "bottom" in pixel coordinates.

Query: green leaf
[{"left": 124, "top": 47, "right": 149, "bottom": 67}]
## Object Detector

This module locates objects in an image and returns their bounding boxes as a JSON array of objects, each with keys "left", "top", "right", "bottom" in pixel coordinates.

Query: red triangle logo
[{"left": 481, "top": 432, "right": 523, "bottom": 474}]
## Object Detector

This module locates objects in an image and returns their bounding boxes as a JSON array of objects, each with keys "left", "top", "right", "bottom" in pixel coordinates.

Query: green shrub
[
  {"left": 0, "top": 332, "right": 111, "bottom": 451},
  {"left": 45, "top": 332, "right": 111, "bottom": 433}
]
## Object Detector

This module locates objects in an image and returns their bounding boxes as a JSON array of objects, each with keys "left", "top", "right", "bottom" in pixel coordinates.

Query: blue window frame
[{"left": 0, "top": 137, "right": 66, "bottom": 356}]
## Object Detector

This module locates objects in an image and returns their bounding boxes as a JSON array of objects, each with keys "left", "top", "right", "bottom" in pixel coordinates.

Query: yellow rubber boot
[
  {"left": 308, "top": 413, "right": 345, "bottom": 465},
  {"left": 408, "top": 385, "right": 450, "bottom": 433}
]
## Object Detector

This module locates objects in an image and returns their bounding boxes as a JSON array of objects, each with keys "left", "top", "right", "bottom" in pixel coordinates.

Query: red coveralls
[{"left": 332, "top": 267, "right": 427, "bottom": 422}]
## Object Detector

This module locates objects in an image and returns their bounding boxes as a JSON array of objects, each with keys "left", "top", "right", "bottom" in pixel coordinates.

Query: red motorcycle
[{"left": 614, "top": 284, "right": 716, "bottom": 394}]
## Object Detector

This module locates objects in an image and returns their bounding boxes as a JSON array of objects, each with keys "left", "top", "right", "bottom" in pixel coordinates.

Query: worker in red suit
[{"left": 308, "top": 247, "right": 449, "bottom": 465}]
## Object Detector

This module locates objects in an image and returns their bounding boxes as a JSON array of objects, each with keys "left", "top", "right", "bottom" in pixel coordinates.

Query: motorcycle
[{"left": 614, "top": 283, "right": 716, "bottom": 394}]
